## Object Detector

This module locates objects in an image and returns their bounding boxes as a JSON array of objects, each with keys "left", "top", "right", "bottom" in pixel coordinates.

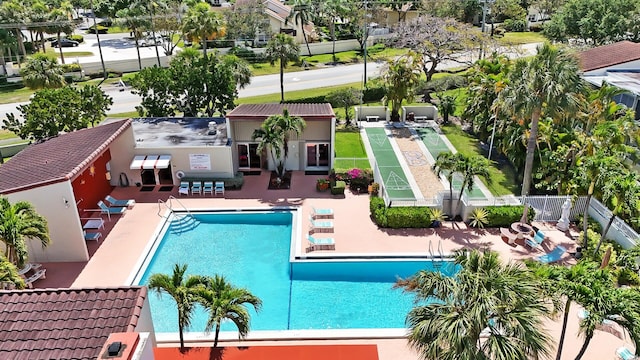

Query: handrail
[
  {"left": 438, "top": 238, "right": 444, "bottom": 258},
  {"left": 167, "top": 195, "right": 192, "bottom": 218},
  {"left": 157, "top": 199, "right": 170, "bottom": 218},
  {"left": 428, "top": 239, "right": 434, "bottom": 258}
]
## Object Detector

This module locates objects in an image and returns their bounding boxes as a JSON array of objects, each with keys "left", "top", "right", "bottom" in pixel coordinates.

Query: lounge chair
[
  {"left": 203, "top": 182, "right": 214, "bottom": 196},
  {"left": 178, "top": 181, "right": 190, "bottom": 195},
  {"left": 191, "top": 181, "right": 202, "bottom": 195},
  {"left": 97, "top": 201, "right": 127, "bottom": 215},
  {"left": 536, "top": 245, "right": 567, "bottom": 264},
  {"left": 105, "top": 195, "right": 135, "bottom": 208},
  {"left": 617, "top": 347, "right": 638, "bottom": 360},
  {"left": 311, "top": 206, "right": 334, "bottom": 219},
  {"left": 215, "top": 181, "right": 225, "bottom": 196},
  {"left": 306, "top": 234, "right": 335, "bottom": 252},
  {"left": 525, "top": 233, "right": 544, "bottom": 250},
  {"left": 84, "top": 230, "right": 102, "bottom": 242},
  {"left": 309, "top": 215, "right": 333, "bottom": 228},
  {"left": 24, "top": 269, "right": 46, "bottom": 289}
]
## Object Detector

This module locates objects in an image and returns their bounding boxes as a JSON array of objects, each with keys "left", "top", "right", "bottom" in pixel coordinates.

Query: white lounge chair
[
  {"left": 215, "top": 181, "right": 225, "bottom": 196},
  {"left": 309, "top": 215, "right": 333, "bottom": 228},
  {"left": 306, "top": 234, "right": 335, "bottom": 252},
  {"left": 24, "top": 269, "right": 46, "bottom": 289},
  {"left": 105, "top": 195, "right": 135, "bottom": 208},
  {"left": 311, "top": 206, "right": 334, "bottom": 219}
]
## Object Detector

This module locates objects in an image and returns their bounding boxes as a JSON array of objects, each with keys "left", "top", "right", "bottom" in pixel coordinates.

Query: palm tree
[
  {"left": 432, "top": 152, "right": 464, "bottom": 217},
  {"left": 0, "top": 253, "right": 25, "bottom": 289},
  {"left": 381, "top": 53, "right": 421, "bottom": 121},
  {"left": 222, "top": 54, "right": 252, "bottom": 90},
  {"left": 182, "top": 2, "right": 223, "bottom": 58},
  {"left": 396, "top": 250, "right": 552, "bottom": 360},
  {"left": 196, "top": 275, "right": 262, "bottom": 348},
  {"left": 21, "top": 53, "right": 66, "bottom": 90},
  {"left": 265, "top": 33, "right": 299, "bottom": 103},
  {"left": 0, "top": 197, "right": 50, "bottom": 268},
  {"left": 116, "top": 7, "right": 148, "bottom": 70},
  {"left": 497, "top": 43, "right": 583, "bottom": 196},
  {"left": 147, "top": 264, "right": 207, "bottom": 351},
  {"left": 322, "top": 0, "right": 347, "bottom": 63},
  {"left": 596, "top": 170, "right": 640, "bottom": 254},
  {"left": 252, "top": 109, "right": 306, "bottom": 178},
  {"left": 48, "top": 1, "right": 74, "bottom": 65},
  {"left": 286, "top": 0, "right": 313, "bottom": 56},
  {"left": 454, "top": 154, "right": 492, "bottom": 216},
  {"left": 0, "top": 0, "right": 28, "bottom": 66}
]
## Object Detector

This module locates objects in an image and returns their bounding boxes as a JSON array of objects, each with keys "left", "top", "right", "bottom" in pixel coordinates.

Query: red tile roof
[
  {"left": 155, "top": 344, "right": 379, "bottom": 360},
  {"left": 0, "top": 120, "right": 131, "bottom": 195},
  {"left": 578, "top": 41, "right": 640, "bottom": 72},
  {"left": 0, "top": 287, "right": 146, "bottom": 360},
  {"left": 227, "top": 103, "right": 335, "bottom": 120}
]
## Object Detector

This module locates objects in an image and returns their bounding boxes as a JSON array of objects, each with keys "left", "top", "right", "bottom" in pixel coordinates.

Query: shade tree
[{"left": 381, "top": 53, "right": 422, "bottom": 121}]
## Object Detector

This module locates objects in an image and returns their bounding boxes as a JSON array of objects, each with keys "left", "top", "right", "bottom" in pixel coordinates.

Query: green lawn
[
  {"left": 441, "top": 124, "right": 519, "bottom": 196},
  {"left": 46, "top": 49, "right": 93, "bottom": 57},
  {"left": 498, "top": 32, "right": 547, "bottom": 45},
  {"left": 0, "top": 129, "right": 18, "bottom": 141},
  {"left": 335, "top": 129, "right": 367, "bottom": 158}
]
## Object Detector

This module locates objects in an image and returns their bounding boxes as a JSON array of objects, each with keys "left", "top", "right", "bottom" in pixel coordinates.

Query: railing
[{"left": 157, "top": 196, "right": 193, "bottom": 219}]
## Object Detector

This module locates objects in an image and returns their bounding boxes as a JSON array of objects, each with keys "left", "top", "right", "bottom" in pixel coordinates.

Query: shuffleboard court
[{"left": 365, "top": 128, "right": 415, "bottom": 199}]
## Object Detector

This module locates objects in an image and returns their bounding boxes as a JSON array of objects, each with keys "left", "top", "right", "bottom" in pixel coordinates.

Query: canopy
[{"left": 129, "top": 155, "right": 172, "bottom": 170}]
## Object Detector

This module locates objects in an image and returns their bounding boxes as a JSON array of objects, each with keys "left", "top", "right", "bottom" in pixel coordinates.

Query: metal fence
[{"left": 521, "top": 195, "right": 587, "bottom": 222}]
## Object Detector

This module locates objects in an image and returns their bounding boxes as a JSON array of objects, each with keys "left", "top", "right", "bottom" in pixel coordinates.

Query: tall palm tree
[
  {"left": 322, "top": 0, "right": 347, "bottom": 63},
  {"left": 252, "top": 109, "right": 305, "bottom": 177},
  {"left": 497, "top": 43, "right": 583, "bottom": 196},
  {"left": 0, "top": 0, "right": 28, "bottom": 66},
  {"left": 147, "top": 264, "right": 207, "bottom": 351},
  {"left": 454, "top": 154, "right": 492, "bottom": 215},
  {"left": 182, "top": 2, "right": 223, "bottom": 58},
  {"left": 286, "top": 0, "right": 313, "bottom": 56},
  {"left": 196, "top": 275, "right": 262, "bottom": 348},
  {"left": 265, "top": 33, "right": 299, "bottom": 103},
  {"left": 597, "top": 170, "right": 640, "bottom": 254},
  {"left": 48, "top": 1, "right": 75, "bottom": 65},
  {"left": 0, "top": 197, "right": 50, "bottom": 268},
  {"left": 381, "top": 53, "right": 421, "bottom": 121},
  {"left": 432, "top": 152, "right": 464, "bottom": 217},
  {"left": 21, "top": 53, "right": 66, "bottom": 90},
  {"left": 396, "top": 250, "right": 552, "bottom": 360},
  {"left": 116, "top": 7, "right": 148, "bottom": 70},
  {"left": 252, "top": 124, "right": 284, "bottom": 176}
]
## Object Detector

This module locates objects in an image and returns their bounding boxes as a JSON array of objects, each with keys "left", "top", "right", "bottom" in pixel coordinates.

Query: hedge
[
  {"left": 370, "top": 197, "right": 434, "bottom": 228},
  {"left": 331, "top": 180, "right": 346, "bottom": 195},
  {"left": 484, "top": 205, "right": 533, "bottom": 227},
  {"left": 68, "top": 34, "right": 84, "bottom": 43}
]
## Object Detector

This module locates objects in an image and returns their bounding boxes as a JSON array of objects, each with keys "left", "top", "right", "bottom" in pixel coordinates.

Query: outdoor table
[{"left": 511, "top": 222, "right": 534, "bottom": 239}]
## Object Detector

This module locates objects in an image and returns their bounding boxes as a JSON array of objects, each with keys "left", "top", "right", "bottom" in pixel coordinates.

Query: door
[
  {"left": 140, "top": 169, "right": 156, "bottom": 185},
  {"left": 306, "top": 143, "right": 330, "bottom": 168},
  {"left": 238, "top": 143, "right": 260, "bottom": 169}
]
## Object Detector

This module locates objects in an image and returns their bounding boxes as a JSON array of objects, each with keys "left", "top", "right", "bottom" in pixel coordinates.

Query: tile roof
[
  {"left": 0, "top": 286, "right": 146, "bottom": 360},
  {"left": 227, "top": 103, "right": 335, "bottom": 120},
  {"left": 0, "top": 120, "right": 131, "bottom": 195},
  {"left": 578, "top": 41, "right": 640, "bottom": 72}
]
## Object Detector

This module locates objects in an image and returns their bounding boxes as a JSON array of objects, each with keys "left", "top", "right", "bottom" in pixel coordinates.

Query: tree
[
  {"left": 147, "top": 264, "right": 207, "bottom": 351},
  {"left": 389, "top": 15, "right": 484, "bottom": 83},
  {"left": 252, "top": 109, "right": 305, "bottom": 178},
  {"left": 454, "top": 154, "right": 492, "bottom": 215},
  {"left": 265, "top": 34, "right": 299, "bottom": 104},
  {"left": 116, "top": 7, "right": 148, "bottom": 70},
  {"left": 326, "top": 87, "right": 362, "bottom": 126},
  {"left": 496, "top": 43, "right": 583, "bottom": 196},
  {"left": 432, "top": 152, "right": 464, "bottom": 217},
  {"left": 382, "top": 53, "right": 422, "bottom": 121},
  {"left": 0, "top": 197, "right": 50, "bottom": 269},
  {"left": 597, "top": 170, "right": 640, "bottom": 254},
  {"left": 48, "top": 1, "right": 75, "bottom": 65},
  {"left": 130, "top": 66, "right": 175, "bottom": 117},
  {"left": 286, "top": 0, "right": 313, "bottom": 56},
  {"left": 196, "top": 275, "right": 262, "bottom": 348},
  {"left": 223, "top": 0, "right": 270, "bottom": 46},
  {"left": 0, "top": 0, "right": 28, "bottom": 66},
  {"left": 0, "top": 254, "right": 25, "bottom": 289},
  {"left": 322, "top": 0, "right": 348, "bottom": 63},
  {"left": 20, "top": 53, "right": 66, "bottom": 90},
  {"left": 3, "top": 86, "right": 113, "bottom": 141},
  {"left": 182, "top": 2, "right": 223, "bottom": 58},
  {"left": 396, "top": 250, "right": 552, "bottom": 360}
]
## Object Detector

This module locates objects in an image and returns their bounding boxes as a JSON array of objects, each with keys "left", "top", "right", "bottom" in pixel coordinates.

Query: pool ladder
[
  {"left": 428, "top": 238, "right": 444, "bottom": 270},
  {"left": 158, "top": 196, "right": 200, "bottom": 234}
]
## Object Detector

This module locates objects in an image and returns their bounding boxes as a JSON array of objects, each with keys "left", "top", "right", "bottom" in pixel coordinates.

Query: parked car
[
  {"left": 138, "top": 34, "right": 163, "bottom": 47},
  {"left": 51, "top": 38, "right": 79, "bottom": 48}
]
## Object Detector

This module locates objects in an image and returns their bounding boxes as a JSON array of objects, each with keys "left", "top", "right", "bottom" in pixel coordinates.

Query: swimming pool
[{"left": 133, "top": 210, "right": 457, "bottom": 334}]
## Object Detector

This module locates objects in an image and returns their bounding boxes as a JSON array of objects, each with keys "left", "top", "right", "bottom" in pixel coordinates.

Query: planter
[{"left": 316, "top": 182, "right": 330, "bottom": 192}]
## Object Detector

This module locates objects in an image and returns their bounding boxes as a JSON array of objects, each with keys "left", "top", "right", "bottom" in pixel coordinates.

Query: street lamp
[
  {"left": 479, "top": 0, "right": 494, "bottom": 59},
  {"left": 89, "top": 0, "right": 107, "bottom": 79}
]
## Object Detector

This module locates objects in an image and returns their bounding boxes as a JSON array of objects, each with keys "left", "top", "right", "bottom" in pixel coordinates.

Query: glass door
[
  {"left": 238, "top": 143, "right": 260, "bottom": 169},
  {"left": 306, "top": 143, "right": 330, "bottom": 169}
]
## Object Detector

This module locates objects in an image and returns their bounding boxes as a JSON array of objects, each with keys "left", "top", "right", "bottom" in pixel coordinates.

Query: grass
[
  {"left": 335, "top": 128, "right": 367, "bottom": 158},
  {"left": 441, "top": 124, "right": 519, "bottom": 196},
  {"left": 45, "top": 49, "right": 93, "bottom": 57},
  {"left": 0, "top": 130, "right": 18, "bottom": 141},
  {"left": 498, "top": 32, "right": 547, "bottom": 45},
  {"left": 237, "top": 81, "right": 362, "bottom": 104}
]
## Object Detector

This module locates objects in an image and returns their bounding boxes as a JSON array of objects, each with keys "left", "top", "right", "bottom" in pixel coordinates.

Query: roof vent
[{"left": 107, "top": 342, "right": 122, "bottom": 356}]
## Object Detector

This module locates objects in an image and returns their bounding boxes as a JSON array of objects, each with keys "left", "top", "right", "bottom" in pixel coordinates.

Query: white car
[{"left": 138, "top": 35, "right": 163, "bottom": 47}]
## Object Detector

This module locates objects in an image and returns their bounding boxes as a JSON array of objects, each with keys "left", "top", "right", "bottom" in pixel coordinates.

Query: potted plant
[
  {"left": 368, "top": 182, "right": 379, "bottom": 196},
  {"left": 468, "top": 208, "right": 489, "bottom": 228},
  {"left": 316, "top": 178, "right": 330, "bottom": 192},
  {"left": 429, "top": 208, "right": 445, "bottom": 228}
]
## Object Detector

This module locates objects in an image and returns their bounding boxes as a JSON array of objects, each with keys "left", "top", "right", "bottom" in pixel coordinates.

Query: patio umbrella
[{"left": 520, "top": 204, "right": 530, "bottom": 224}]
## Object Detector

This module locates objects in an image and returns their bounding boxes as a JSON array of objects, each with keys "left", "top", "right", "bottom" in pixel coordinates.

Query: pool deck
[{"left": 36, "top": 171, "right": 629, "bottom": 360}]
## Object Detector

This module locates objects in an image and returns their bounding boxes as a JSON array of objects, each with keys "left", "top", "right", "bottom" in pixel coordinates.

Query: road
[{"left": 0, "top": 42, "right": 539, "bottom": 120}]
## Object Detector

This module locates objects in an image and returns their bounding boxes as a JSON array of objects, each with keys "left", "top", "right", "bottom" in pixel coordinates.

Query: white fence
[
  {"left": 588, "top": 198, "right": 640, "bottom": 249},
  {"left": 522, "top": 195, "right": 587, "bottom": 221}
]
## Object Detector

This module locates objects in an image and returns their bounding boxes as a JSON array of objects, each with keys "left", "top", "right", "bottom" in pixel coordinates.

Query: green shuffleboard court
[{"left": 365, "top": 128, "right": 415, "bottom": 200}]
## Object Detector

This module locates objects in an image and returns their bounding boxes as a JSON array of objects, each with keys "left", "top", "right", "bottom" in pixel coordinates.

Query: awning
[{"left": 130, "top": 155, "right": 172, "bottom": 170}]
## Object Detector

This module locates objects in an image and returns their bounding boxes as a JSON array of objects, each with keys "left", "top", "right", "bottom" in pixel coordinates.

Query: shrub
[
  {"left": 284, "top": 95, "right": 326, "bottom": 104},
  {"left": 429, "top": 208, "right": 445, "bottom": 227},
  {"left": 61, "top": 63, "right": 81, "bottom": 72},
  {"left": 331, "top": 180, "right": 346, "bottom": 195},
  {"left": 363, "top": 79, "right": 385, "bottom": 102},
  {"left": 68, "top": 34, "right": 84, "bottom": 43},
  {"left": 87, "top": 25, "right": 108, "bottom": 34},
  {"left": 386, "top": 207, "right": 432, "bottom": 228},
  {"left": 420, "top": 75, "right": 467, "bottom": 93},
  {"left": 503, "top": 19, "right": 527, "bottom": 32},
  {"left": 469, "top": 208, "right": 489, "bottom": 228},
  {"left": 227, "top": 46, "right": 266, "bottom": 63},
  {"left": 370, "top": 182, "right": 379, "bottom": 196},
  {"left": 370, "top": 196, "right": 385, "bottom": 215},
  {"left": 617, "top": 267, "right": 640, "bottom": 286},
  {"left": 484, "top": 205, "right": 532, "bottom": 227},
  {"left": 576, "top": 214, "right": 603, "bottom": 234},
  {"left": 529, "top": 23, "right": 544, "bottom": 32}
]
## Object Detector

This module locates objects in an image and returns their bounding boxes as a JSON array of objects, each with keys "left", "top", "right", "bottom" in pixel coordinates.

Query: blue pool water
[{"left": 137, "top": 211, "right": 457, "bottom": 333}]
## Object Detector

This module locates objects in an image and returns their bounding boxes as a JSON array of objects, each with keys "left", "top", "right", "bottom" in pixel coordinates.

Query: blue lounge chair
[
  {"left": 191, "top": 181, "right": 202, "bottom": 195},
  {"left": 309, "top": 215, "right": 333, "bottom": 229},
  {"left": 306, "top": 234, "right": 335, "bottom": 252},
  {"left": 536, "top": 245, "right": 567, "bottom": 264},
  {"left": 97, "top": 200, "right": 127, "bottom": 215},
  {"left": 178, "top": 181, "right": 190, "bottom": 195},
  {"left": 203, "top": 182, "right": 214, "bottom": 196},
  {"left": 617, "top": 347, "right": 637, "bottom": 360},
  {"left": 312, "top": 206, "right": 334, "bottom": 219},
  {"left": 525, "top": 233, "right": 544, "bottom": 249},
  {"left": 84, "top": 231, "right": 102, "bottom": 242},
  {"left": 215, "top": 181, "right": 225, "bottom": 196},
  {"left": 105, "top": 195, "right": 135, "bottom": 208}
]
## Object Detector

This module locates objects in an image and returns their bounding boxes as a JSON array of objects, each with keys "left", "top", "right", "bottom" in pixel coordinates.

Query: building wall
[
  {"left": 107, "top": 125, "right": 138, "bottom": 187},
  {"left": 136, "top": 295, "right": 157, "bottom": 348},
  {"left": 5, "top": 181, "right": 89, "bottom": 262},
  {"left": 72, "top": 151, "right": 113, "bottom": 213}
]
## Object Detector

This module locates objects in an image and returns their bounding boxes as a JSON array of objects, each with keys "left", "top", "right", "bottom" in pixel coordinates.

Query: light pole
[
  {"left": 363, "top": 0, "right": 368, "bottom": 87},
  {"left": 89, "top": 0, "right": 107, "bottom": 79},
  {"left": 479, "top": 0, "right": 493, "bottom": 59}
]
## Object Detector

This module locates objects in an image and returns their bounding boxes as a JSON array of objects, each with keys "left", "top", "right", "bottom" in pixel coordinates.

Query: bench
[
  {"left": 365, "top": 115, "right": 380, "bottom": 122},
  {"left": 180, "top": 172, "right": 244, "bottom": 189}
]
